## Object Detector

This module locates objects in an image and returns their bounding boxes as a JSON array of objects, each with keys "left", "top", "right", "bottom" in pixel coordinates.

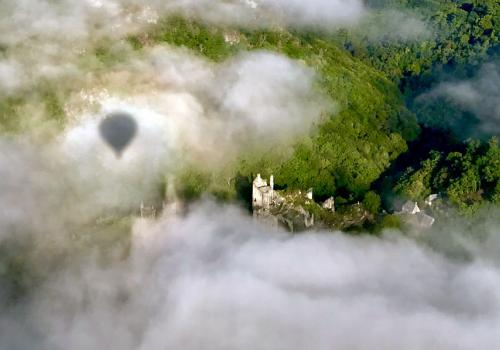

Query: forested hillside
[
  {"left": 133, "top": 0, "right": 500, "bottom": 218},
  {"left": 2, "top": 0, "right": 499, "bottom": 225}
]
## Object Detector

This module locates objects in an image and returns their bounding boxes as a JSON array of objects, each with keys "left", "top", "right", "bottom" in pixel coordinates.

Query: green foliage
[
  {"left": 38, "top": 80, "right": 66, "bottom": 126},
  {"left": 363, "top": 191, "right": 382, "bottom": 214},
  {"left": 394, "top": 151, "right": 442, "bottom": 200},
  {"left": 478, "top": 137, "right": 500, "bottom": 203},
  {"left": 394, "top": 138, "right": 500, "bottom": 213},
  {"left": 135, "top": 17, "right": 417, "bottom": 199},
  {"left": 491, "top": 182, "right": 500, "bottom": 204},
  {"left": 175, "top": 168, "right": 211, "bottom": 201},
  {"left": 93, "top": 39, "right": 131, "bottom": 67},
  {"left": 480, "top": 138, "right": 500, "bottom": 183},
  {"left": 0, "top": 80, "right": 68, "bottom": 134},
  {"left": 135, "top": 9, "right": 499, "bottom": 212},
  {"left": 3, "top": 2, "right": 498, "bottom": 219},
  {"left": 446, "top": 167, "right": 482, "bottom": 212},
  {"left": 435, "top": 142, "right": 483, "bottom": 211},
  {"left": 344, "top": 0, "right": 500, "bottom": 88},
  {"left": 0, "top": 95, "right": 23, "bottom": 133},
  {"left": 378, "top": 214, "right": 402, "bottom": 230},
  {"left": 148, "top": 16, "right": 239, "bottom": 61}
]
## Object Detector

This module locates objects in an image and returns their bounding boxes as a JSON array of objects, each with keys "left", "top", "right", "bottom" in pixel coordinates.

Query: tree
[{"left": 363, "top": 191, "right": 382, "bottom": 214}]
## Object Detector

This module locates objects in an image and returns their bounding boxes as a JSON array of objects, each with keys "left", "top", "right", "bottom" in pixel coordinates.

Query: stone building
[
  {"left": 401, "top": 201, "right": 421, "bottom": 215},
  {"left": 140, "top": 201, "right": 156, "bottom": 219},
  {"left": 252, "top": 174, "right": 275, "bottom": 210},
  {"left": 398, "top": 200, "right": 435, "bottom": 229},
  {"left": 322, "top": 197, "right": 335, "bottom": 212},
  {"left": 252, "top": 174, "right": 279, "bottom": 228},
  {"left": 252, "top": 174, "right": 316, "bottom": 231}
]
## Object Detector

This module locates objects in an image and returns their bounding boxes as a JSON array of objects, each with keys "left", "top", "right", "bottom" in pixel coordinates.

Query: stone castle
[
  {"left": 252, "top": 174, "right": 315, "bottom": 231},
  {"left": 252, "top": 173, "right": 275, "bottom": 210}
]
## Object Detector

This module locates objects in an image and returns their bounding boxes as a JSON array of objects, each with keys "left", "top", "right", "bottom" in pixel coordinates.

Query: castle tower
[
  {"left": 252, "top": 174, "right": 275, "bottom": 210},
  {"left": 252, "top": 174, "right": 266, "bottom": 208}
]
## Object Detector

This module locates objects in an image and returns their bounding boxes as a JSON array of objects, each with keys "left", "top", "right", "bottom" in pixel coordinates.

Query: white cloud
[
  {"left": 0, "top": 59, "right": 26, "bottom": 92},
  {"left": 359, "top": 9, "right": 432, "bottom": 42},
  {"left": 2, "top": 202, "right": 500, "bottom": 349},
  {"left": 420, "top": 62, "right": 500, "bottom": 136},
  {"left": 0, "top": 46, "right": 327, "bottom": 242},
  {"left": 62, "top": 48, "right": 327, "bottom": 167}
]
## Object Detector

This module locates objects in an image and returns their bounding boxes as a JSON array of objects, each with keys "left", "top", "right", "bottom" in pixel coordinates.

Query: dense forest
[
  {"left": 1, "top": 0, "right": 499, "bottom": 228},
  {"left": 144, "top": 0, "right": 500, "bottom": 221}
]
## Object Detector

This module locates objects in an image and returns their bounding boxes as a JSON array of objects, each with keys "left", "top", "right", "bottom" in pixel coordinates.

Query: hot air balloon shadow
[{"left": 99, "top": 112, "right": 138, "bottom": 158}]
